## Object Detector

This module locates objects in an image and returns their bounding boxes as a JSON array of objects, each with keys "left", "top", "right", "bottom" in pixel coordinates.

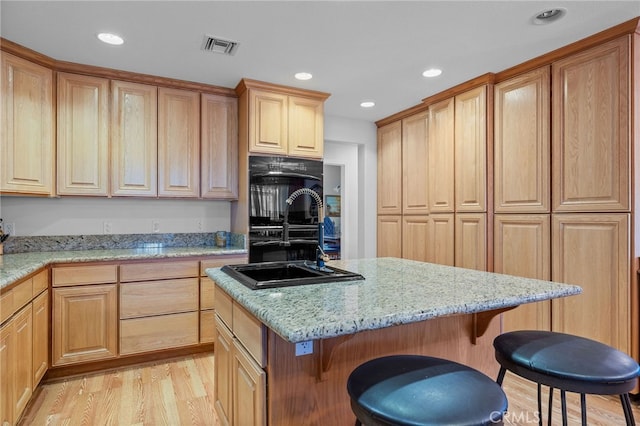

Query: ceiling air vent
[{"left": 201, "top": 35, "right": 239, "bottom": 55}]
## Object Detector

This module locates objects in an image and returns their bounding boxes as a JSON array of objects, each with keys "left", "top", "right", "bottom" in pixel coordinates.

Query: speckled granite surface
[
  {"left": 207, "top": 257, "right": 582, "bottom": 343},
  {"left": 1, "top": 245, "right": 247, "bottom": 290}
]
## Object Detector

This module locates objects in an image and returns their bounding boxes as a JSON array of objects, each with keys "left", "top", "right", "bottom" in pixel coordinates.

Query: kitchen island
[{"left": 207, "top": 257, "right": 582, "bottom": 426}]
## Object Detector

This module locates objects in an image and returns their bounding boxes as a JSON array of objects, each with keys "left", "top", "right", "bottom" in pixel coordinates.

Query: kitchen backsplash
[{"left": 1, "top": 232, "right": 245, "bottom": 254}]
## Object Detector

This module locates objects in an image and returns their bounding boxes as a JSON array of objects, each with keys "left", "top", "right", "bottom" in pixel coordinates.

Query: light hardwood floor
[{"left": 19, "top": 353, "right": 640, "bottom": 425}]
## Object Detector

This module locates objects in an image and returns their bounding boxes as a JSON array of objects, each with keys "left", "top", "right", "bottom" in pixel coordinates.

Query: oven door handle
[
  {"left": 251, "top": 239, "right": 317, "bottom": 247},
  {"left": 252, "top": 172, "right": 321, "bottom": 180}
]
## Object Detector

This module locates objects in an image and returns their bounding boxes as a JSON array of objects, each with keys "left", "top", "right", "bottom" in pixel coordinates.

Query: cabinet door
[
  {"left": 377, "top": 215, "right": 402, "bottom": 258},
  {"left": 201, "top": 94, "right": 238, "bottom": 199},
  {"left": 455, "top": 86, "right": 487, "bottom": 212},
  {"left": 428, "top": 98, "right": 455, "bottom": 212},
  {"left": 402, "top": 111, "right": 429, "bottom": 215},
  {"left": 455, "top": 213, "right": 486, "bottom": 271},
  {"left": 111, "top": 80, "right": 158, "bottom": 196},
  {"left": 57, "top": 73, "right": 110, "bottom": 195},
  {"left": 248, "top": 89, "right": 288, "bottom": 155},
  {"left": 402, "top": 215, "right": 429, "bottom": 262},
  {"left": 0, "top": 319, "right": 14, "bottom": 426},
  {"left": 494, "top": 214, "right": 551, "bottom": 332},
  {"left": 52, "top": 284, "right": 118, "bottom": 366},
  {"left": 32, "top": 290, "right": 48, "bottom": 388},
  {"left": 377, "top": 121, "right": 402, "bottom": 214},
  {"left": 158, "top": 87, "right": 200, "bottom": 197},
  {"left": 13, "top": 304, "right": 32, "bottom": 421},
  {"left": 232, "top": 339, "right": 266, "bottom": 426},
  {"left": 552, "top": 213, "right": 629, "bottom": 353},
  {"left": 494, "top": 67, "right": 550, "bottom": 213},
  {"left": 288, "top": 95, "right": 323, "bottom": 158},
  {"left": 214, "top": 316, "right": 234, "bottom": 426},
  {"left": 552, "top": 37, "right": 630, "bottom": 212},
  {"left": 1, "top": 52, "right": 54, "bottom": 195},
  {"left": 428, "top": 213, "right": 454, "bottom": 266}
]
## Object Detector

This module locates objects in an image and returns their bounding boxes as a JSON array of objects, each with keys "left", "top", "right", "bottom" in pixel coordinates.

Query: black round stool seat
[
  {"left": 346, "top": 355, "right": 508, "bottom": 426},
  {"left": 494, "top": 330, "right": 639, "bottom": 394},
  {"left": 493, "top": 330, "right": 640, "bottom": 426}
]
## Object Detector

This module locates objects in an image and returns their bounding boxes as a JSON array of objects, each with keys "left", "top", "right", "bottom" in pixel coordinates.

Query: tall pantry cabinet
[{"left": 495, "top": 33, "right": 635, "bottom": 355}]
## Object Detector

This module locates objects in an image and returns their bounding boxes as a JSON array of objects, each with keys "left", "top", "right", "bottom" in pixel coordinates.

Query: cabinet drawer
[
  {"left": 32, "top": 269, "right": 49, "bottom": 295},
  {"left": 200, "top": 310, "right": 215, "bottom": 343},
  {"left": 200, "top": 255, "right": 248, "bottom": 276},
  {"left": 120, "top": 311, "right": 199, "bottom": 355},
  {"left": 233, "top": 302, "right": 266, "bottom": 368},
  {"left": 120, "top": 260, "right": 199, "bottom": 282},
  {"left": 200, "top": 278, "right": 215, "bottom": 310},
  {"left": 52, "top": 264, "right": 117, "bottom": 287},
  {"left": 0, "top": 290, "right": 13, "bottom": 324},
  {"left": 1, "top": 276, "right": 35, "bottom": 324},
  {"left": 214, "top": 284, "right": 233, "bottom": 329},
  {"left": 120, "top": 278, "right": 198, "bottom": 319}
]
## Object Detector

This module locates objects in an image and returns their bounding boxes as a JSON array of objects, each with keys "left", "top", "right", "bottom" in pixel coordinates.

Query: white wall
[
  {"left": 0, "top": 196, "right": 230, "bottom": 236},
  {"left": 324, "top": 115, "right": 377, "bottom": 259}
]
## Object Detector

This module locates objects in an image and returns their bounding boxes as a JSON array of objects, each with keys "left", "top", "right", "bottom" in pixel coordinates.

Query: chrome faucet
[{"left": 283, "top": 188, "right": 330, "bottom": 269}]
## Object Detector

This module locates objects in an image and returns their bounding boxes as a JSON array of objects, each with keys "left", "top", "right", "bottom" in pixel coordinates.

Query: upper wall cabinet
[
  {"left": 111, "top": 80, "right": 158, "bottom": 197},
  {"left": 427, "top": 98, "right": 455, "bottom": 212},
  {"left": 1, "top": 52, "right": 54, "bottom": 196},
  {"left": 454, "top": 86, "right": 487, "bottom": 212},
  {"left": 494, "top": 67, "right": 550, "bottom": 213},
  {"left": 236, "top": 79, "right": 329, "bottom": 159},
  {"left": 158, "top": 88, "right": 200, "bottom": 197},
  {"left": 402, "top": 110, "right": 429, "bottom": 215},
  {"left": 57, "top": 73, "right": 110, "bottom": 196},
  {"left": 552, "top": 36, "right": 630, "bottom": 212},
  {"left": 201, "top": 94, "right": 238, "bottom": 199},
  {"left": 377, "top": 121, "right": 402, "bottom": 215}
]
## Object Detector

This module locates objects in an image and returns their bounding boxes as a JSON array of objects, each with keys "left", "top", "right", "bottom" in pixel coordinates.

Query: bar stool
[
  {"left": 346, "top": 355, "right": 508, "bottom": 425},
  {"left": 493, "top": 330, "right": 640, "bottom": 426}
]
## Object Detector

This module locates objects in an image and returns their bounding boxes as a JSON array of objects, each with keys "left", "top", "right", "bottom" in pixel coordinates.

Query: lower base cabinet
[{"left": 120, "top": 312, "right": 199, "bottom": 355}]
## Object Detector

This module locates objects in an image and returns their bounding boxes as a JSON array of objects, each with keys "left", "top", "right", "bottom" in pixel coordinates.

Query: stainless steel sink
[{"left": 221, "top": 260, "right": 364, "bottom": 290}]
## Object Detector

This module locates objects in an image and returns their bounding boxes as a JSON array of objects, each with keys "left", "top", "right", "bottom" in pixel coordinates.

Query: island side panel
[{"left": 266, "top": 313, "right": 500, "bottom": 426}]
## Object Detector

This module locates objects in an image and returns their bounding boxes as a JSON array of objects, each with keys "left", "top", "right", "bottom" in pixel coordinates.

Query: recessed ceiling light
[
  {"left": 422, "top": 68, "right": 442, "bottom": 78},
  {"left": 294, "top": 72, "right": 313, "bottom": 81},
  {"left": 532, "top": 8, "right": 567, "bottom": 25},
  {"left": 360, "top": 101, "right": 375, "bottom": 108},
  {"left": 97, "top": 32, "right": 124, "bottom": 45}
]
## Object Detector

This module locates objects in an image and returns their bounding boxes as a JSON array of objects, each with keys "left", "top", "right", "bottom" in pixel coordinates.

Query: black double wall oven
[{"left": 248, "top": 156, "right": 323, "bottom": 263}]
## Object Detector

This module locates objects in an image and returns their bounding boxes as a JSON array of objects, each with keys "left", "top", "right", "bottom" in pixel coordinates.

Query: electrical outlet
[
  {"left": 295, "top": 340, "right": 313, "bottom": 356},
  {"left": 197, "top": 220, "right": 203, "bottom": 231},
  {"left": 152, "top": 220, "right": 160, "bottom": 233},
  {"left": 4, "top": 222, "right": 15, "bottom": 236},
  {"left": 103, "top": 222, "right": 112, "bottom": 234}
]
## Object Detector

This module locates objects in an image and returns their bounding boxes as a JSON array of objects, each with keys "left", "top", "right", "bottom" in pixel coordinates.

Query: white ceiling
[{"left": 1, "top": 1, "right": 638, "bottom": 123}]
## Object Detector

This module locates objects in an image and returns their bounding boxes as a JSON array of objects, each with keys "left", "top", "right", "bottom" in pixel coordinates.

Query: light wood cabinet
[
  {"left": 120, "top": 312, "right": 199, "bottom": 355},
  {"left": 552, "top": 37, "right": 630, "bottom": 212},
  {"left": 237, "top": 80, "right": 328, "bottom": 158},
  {"left": 52, "top": 284, "right": 118, "bottom": 366},
  {"left": 232, "top": 338, "right": 266, "bottom": 426},
  {"left": 0, "top": 317, "right": 14, "bottom": 425},
  {"left": 158, "top": 87, "right": 200, "bottom": 197},
  {"left": 56, "top": 72, "right": 110, "bottom": 196},
  {"left": 1, "top": 52, "right": 54, "bottom": 195},
  {"left": 201, "top": 93, "right": 238, "bottom": 199},
  {"left": 111, "top": 80, "right": 158, "bottom": 197},
  {"left": 402, "top": 215, "right": 429, "bottom": 262},
  {"left": 494, "top": 67, "right": 550, "bottom": 213},
  {"left": 377, "top": 215, "right": 402, "bottom": 258},
  {"left": 215, "top": 315, "right": 234, "bottom": 426},
  {"left": 428, "top": 98, "right": 455, "bottom": 212},
  {"left": 552, "top": 213, "right": 630, "bottom": 353},
  {"left": 120, "top": 278, "right": 199, "bottom": 319},
  {"left": 377, "top": 121, "right": 402, "bottom": 215},
  {"left": 31, "top": 290, "right": 48, "bottom": 388},
  {"left": 455, "top": 86, "right": 487, "bottom": 212},
  {"left": 402, "top": 111, "right": 429, "bottom": 215},
  {"left": 455, "top": 213, "right": 487, "bottom": 271},
  {"left": 494, "top": 214, "right": 551, "bottom": 332},
  {"left": 13, "top": 304, "right": 32, "bottom": 421},
  {"left": 427, "top": 213, "right": 454, "bottom": 266}
]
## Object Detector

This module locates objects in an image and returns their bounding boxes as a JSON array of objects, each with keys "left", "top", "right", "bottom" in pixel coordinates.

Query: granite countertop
[
  {"left": 0, "top": 246, "right": 247, "bottom": 290},
  {"left": 207, "top": 257, "right": 582, "bottom": 343}
]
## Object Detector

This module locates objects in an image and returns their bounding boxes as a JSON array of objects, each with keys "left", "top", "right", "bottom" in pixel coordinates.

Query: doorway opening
[{"left": 323, "top": 164, "right": 342, "bottom": 259}]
